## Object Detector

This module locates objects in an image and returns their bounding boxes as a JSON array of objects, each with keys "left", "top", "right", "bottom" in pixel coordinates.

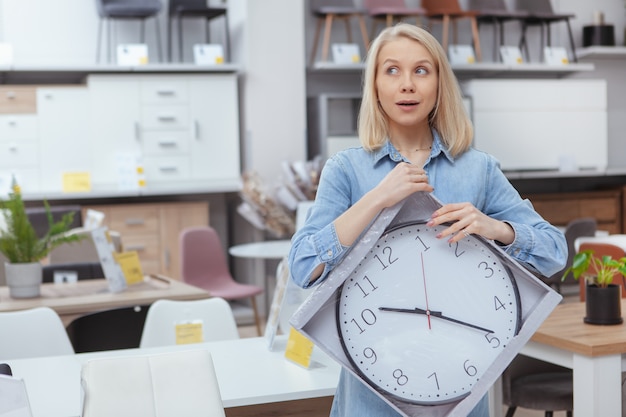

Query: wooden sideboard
[
  {"left": 523, "top": 188, "right": 623, "bottom": 233},
  {"left": 83, "top": 201, "right": 209, "bottom": 280}
]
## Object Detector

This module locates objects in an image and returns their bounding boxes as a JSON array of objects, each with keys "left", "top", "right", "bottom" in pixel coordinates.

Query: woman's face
[{"left": 375, "top": 36, "right": 438, "bottom": 133}]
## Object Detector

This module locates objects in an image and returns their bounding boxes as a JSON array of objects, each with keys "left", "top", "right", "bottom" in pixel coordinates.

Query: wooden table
[
  {"left": 0, "top": 275, "right": 210, "bottom": 325},
  {"left": 4, "top": 336, "right": 339, "bottom": 417},
  {"left": 519, "top": 300, "right": 626, "bottom": 416}
]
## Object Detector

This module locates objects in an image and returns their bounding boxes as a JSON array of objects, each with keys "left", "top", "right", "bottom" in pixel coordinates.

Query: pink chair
[{"left": 180, "top": 226, "right": 263, "bottom": 336}]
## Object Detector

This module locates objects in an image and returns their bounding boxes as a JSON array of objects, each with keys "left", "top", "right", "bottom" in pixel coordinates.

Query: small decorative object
[
  {"left": 562, "top": 249, "right": 626, "bottom": 324},
  {"left": 237, "top": 157, "right": 323, "bottom": 238},
  {"left": 0, "top": 178, "right": 83, "bottom": 298}
]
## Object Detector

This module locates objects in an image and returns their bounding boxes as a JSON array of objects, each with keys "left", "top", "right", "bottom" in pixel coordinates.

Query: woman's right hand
[{"left": 373, "top": 162, "right": 434, "bottom": 209}]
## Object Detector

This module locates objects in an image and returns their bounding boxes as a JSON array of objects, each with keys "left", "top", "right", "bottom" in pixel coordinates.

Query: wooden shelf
[{"left": 309, "top": 61, "right": 595, "bottom": 79}]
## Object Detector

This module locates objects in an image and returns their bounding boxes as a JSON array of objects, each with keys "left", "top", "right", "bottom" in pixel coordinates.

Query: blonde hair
[{"left": 358, "top": 23, "right": 473, "bottom": 157}]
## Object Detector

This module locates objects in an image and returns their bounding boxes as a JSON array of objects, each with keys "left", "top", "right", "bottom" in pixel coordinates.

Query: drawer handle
[
  {"left": 156, "top": 90, "right": 176, "bottom": 96},
  {"left": 8, "top": 144, "right": 17, "bottom": 152},
  {"left": 125, "top": 244, "right": 146, "bottom": 252},
  {"left": 158, "top": 115, "right": 177, "bottom": 122},
  {"left": 158, "top": 140, "right": 177, "bottom": 147},
  {"left": 159, "top": 166, "right": 178, "bottom": 173},
  {"left": 125, "top": 218, "right": 145, "bottom": 226}
]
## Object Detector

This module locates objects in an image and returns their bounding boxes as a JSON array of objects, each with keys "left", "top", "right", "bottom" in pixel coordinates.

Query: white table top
[
  {"left": 575, "top": 234, "right": 626, "bottom": 252},
  {"left": 3, "top": 336, "right": 340, "bottom": 417},
  {"left": 229, "top": 240, "right": 292, "bottom": 260}
]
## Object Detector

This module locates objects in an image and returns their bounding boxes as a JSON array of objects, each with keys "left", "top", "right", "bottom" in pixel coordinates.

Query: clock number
[
  {"left": 393, "top": 369, "right": 409, "bottom": 386},
  {"left": 414, "top": 235, "right": 430, "bottom": 252},
  {"left": 477, "top": 261, "right": 495, "bottom": 278},
  {"left": 463, "top": 360, "right": 478, "bottom": 377},
  {"left": 354, "top": 275, "right": 378, "bottom": 298},
  {"left": 363, "top": 347, "right": 377, "bottom": 364},
  {"left": 494, "top": 295, "right": 506, "bottom": 311},
  {"left": 427, "top": 372, "right": 440, "bottom": 390},
  {"left": 374, "top": 246, "right": 398, "bottom": 270},
  {"left": 349, "top": 308, "right": 377, "bottom": 333},
  {"left": 449, "top": 240, "right": 465, "bottom": 258},
  {"left": 485, "top": 332, "right": 501, "bottom": 348}
]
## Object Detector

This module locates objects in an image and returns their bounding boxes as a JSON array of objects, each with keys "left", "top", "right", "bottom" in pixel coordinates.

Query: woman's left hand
[{"left": 427, "top": 202, "right": 515, "bottom": 245}]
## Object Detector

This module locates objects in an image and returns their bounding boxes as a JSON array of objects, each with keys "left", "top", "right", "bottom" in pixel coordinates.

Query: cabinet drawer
[
  {"left": 142, "top": 131, "right": 190, "bottom": 155},
  {"left": 0, "top": 142, "right": 39, "bottom": 167},
  {"left": 144, "top": 156, "right": 191, "bottom": 181},
  {"left": 121, "top": 234, "right": 161, "bottom": 275},
  {"left": 141, "top": 79, "right": 188, "bottom": 104},
  {"left": 141, "top": 105, "right": 189, "bottom": 130},
  {"left": 0, "top": 115, "right": 39, "bottom": 141},
  {"left": 0, "top": 87, "right": 37, "bottom": 114},
  {"left": 106, "top": 206, "right": 160, "bottom": 234}
]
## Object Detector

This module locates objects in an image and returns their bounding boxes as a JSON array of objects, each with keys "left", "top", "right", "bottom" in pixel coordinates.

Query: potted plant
[
  {"left": 562, "top": 249, "right": 626, "bottom": 324},
  {"left": 0, "top": 181, "right": 83, "bottom": 298}
]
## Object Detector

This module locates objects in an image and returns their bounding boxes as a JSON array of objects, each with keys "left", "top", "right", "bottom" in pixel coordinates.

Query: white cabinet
[
  {"left": 88, "top": 74, "right": 240, "bottom": 188},
  {"left": 38, "top": 86, "right": 90, "bottom": 192},
  {"left": 88, "top": 76, "right": 142, "bottom": 187},
  {"left": 189, "top": 75, "right": 240, "bottom": 181}
]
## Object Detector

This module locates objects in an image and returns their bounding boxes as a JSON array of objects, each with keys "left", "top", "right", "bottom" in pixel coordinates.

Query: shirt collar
[{"left": 371, "top": 129, "right": 455, "bottom": 165}]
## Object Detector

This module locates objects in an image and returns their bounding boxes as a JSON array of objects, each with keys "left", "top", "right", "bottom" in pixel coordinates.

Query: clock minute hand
[{"left": 378, "top": 307, "right": 494, "bottom": 333}]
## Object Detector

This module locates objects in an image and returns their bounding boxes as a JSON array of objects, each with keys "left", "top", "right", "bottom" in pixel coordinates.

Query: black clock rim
[{"left": 335, "top": 220, "right": 523, "bottom": 406}]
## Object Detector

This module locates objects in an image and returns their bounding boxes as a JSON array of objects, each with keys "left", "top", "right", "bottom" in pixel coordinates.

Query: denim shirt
[
  {"left": 289, "top": 131, "right": 567, "bottom": 289},
  {"left": 288, "top": 131, "right": 566, "bottom": 417}
]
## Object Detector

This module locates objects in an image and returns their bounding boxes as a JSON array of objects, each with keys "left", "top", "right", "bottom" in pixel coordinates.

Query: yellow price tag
[
  {"left": 62, "top": 172, "right": 91, "bottom": 193},
  {"left": 175, "top": 322, "right": 203, "bottom": 345},
  {"left": 113, "top": 251, "right": 144, "bottom": 285},
  {"left": 284, "top": 327, "right": 314, "bottom": 368}
]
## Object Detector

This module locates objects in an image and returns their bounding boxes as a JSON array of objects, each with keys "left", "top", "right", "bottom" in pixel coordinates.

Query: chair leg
[
  {"left": 96, "top": 18, "right": 103, "bottom": 64},
  {"left": 310, "top": 17, "right": 323, "bottom": 65},
  {"left": 545, "top": 412, "right": 553, "bottom": 417},
  {"left": 154, "top": 17, "right": 163, "bottom": 63},
  {"left": 178, "top": 15, "right": 184, "bottom": 62},
  {"left": 505, "top": 406, "right": 516, "bottom": 417},
  {"left": 167, "top": 17, "right": 173, "bottom": 62},
  {"left": 250, "top": 296, "right": 262, "bottom": 336},
  {"left": 564, "top": 19, "right": 577, "bottom": 62},
  {"left": 566, "top": 411, "right": 573, "bottom": 417},
  {"left": 356, "top": 15, "right": 370, "bottom": 51},
  {"left": 320, "top": 14, "right": 334, "bottom": 63},
  {"left": 469, "top": 17, "right": 482, "bottom": 62}
]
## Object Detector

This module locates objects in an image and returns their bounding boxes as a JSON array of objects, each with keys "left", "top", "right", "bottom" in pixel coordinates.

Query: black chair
[
  {"left": 468, "top": 0, "right": 529, "bottom": 61},
  {"left": 309, "top": 0, "right": 369, "bottom": 65},
  {"left": 42, "top": 262, "right": 105, "bottom": 283},
  {"left": 168, "top": 0, "right": 229, "bottom": 63},
  {"left": 516, "top": 0, "right": 577, "bottom": 63},
  {"left": 503, "top": 355, "right": 572, "bottom": 417},
  {"left": 95, "top": 0, "right": 163, "bottom": 63},
  {"left": 65, "top": 305, "right": 151, "bottom": 353},
  {"left": 0, "top": 363, "right": 12, "bottom": 376},
  {"left": 25, "top": 205, "right": 82, "bottom": 239}
]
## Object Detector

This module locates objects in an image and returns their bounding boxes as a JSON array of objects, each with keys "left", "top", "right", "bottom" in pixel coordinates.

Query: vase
[
  {"left": 584, "top": 284, "right": 623, "bottom": 325},
  {"left": 4, "top": 261, "right": 43, "bottom": 298}
]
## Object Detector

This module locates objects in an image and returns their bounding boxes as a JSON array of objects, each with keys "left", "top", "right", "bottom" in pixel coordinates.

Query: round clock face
[{"left": 336, "top": 222, "right": 521, "bottom": 405}]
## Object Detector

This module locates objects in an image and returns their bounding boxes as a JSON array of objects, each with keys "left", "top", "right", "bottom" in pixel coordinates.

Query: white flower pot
[{"left": 4, "top": 262, "right": 43, "bottom": 298}]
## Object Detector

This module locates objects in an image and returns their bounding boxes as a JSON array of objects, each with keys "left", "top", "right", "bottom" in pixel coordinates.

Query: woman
[{"left": 289, "top": 23, "right": 566, "bottom": 417}]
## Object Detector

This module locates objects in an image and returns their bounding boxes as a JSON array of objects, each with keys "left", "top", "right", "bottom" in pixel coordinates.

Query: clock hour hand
[{"left": 378, "top": 307, "right": 494, "bottom": 333}]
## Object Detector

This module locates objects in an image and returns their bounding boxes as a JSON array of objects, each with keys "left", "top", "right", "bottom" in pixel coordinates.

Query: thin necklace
[{"left": 397, "top": 145, "right": 432, "bottom": 152}]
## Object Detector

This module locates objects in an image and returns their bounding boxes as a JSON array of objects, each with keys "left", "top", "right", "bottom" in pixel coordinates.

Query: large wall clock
[
  {"left": 291, "top": 192, "right": 562, "bottom": 417},
  {"left": 337, "top": 221, "right": 522, "bottom": 405}
]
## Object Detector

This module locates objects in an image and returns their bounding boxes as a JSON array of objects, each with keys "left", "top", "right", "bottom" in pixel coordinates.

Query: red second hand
[{"left": 421, "top": 252, "right": 432, "bottom": 329}]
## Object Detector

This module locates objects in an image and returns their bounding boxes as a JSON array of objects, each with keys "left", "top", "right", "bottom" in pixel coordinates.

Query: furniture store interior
[{"left": 0, "top": 0, "right": 626, "bottom": 416}]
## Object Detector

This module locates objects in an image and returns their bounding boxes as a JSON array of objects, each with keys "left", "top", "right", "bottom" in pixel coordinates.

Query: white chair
[
  {"left": 139, "top": 298, "right": 239, "bottom": 348},
  {"left": 0, "top": 307, "right": 74, "bottom": 360},
  {"left": 81, "top": 349, "right": 225, "bottom": 417}
]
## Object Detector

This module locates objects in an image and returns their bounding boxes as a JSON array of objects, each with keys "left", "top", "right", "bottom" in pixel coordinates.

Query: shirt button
[{"left": 327, "top": 249, "right": 333, "bottom": 257}]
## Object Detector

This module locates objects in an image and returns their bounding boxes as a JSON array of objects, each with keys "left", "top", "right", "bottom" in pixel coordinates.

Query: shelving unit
[
  {"left": 309, "top": 61, "right": 595, "bottom": 79},
  {"left": 576, "top": 46, "right": 626, "bottom": 60}
]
